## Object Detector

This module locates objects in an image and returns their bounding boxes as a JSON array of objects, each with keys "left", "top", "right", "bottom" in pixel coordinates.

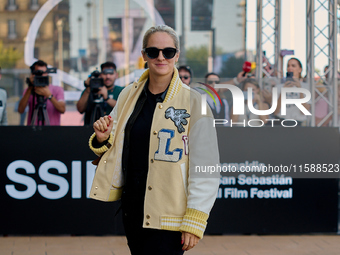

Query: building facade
[{"left": 0, "top": 0, "right": 70, "bottom": 70}]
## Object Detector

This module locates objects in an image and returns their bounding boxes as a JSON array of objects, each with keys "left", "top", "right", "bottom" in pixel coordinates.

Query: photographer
[
  {"left": 77, "top": 61, "right": 123, "bottom": 125},
  {"left": 18, "top": 60, "right": 65, "bottom": 125},
  {"left": 0, "top": 67, "right": 8, "bottom": 125}
]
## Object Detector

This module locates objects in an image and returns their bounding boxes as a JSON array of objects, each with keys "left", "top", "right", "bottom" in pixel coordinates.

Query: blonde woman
[{"left": 88, "top": 25, "right": 220, "bottom": 254}]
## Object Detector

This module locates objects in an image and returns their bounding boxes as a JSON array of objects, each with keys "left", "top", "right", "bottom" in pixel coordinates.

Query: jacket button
[
  {"left": 153, "top": 131, "right": 158, "bottom": 135},
  {"left": 148, "top": 186, "right": 152, "bottom": 190},
  {"left": 95, "top": 186, "right": 98, "bottom": 189},
  {"left": 93, "top": 193, "right": 97, "bottom": 196},
  {"left": 103, "top": 160, "right": 107, "bottom": 164},
  {"left": 146, "top": 221, "right": 150, "bottom": 226},
  {"left": 150, "top": 159, "right": 154, "bottom": 163},
  {"left": 146, "top": 214, "right": 150, "bottom": 219},
  {"left": 159, "top": 104, "right": 163, "bottom": 109}
]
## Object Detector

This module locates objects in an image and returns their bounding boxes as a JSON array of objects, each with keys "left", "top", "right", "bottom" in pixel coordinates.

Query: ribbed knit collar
[{"left": 138, "top": 67, "right": 182, "bottom": 103}]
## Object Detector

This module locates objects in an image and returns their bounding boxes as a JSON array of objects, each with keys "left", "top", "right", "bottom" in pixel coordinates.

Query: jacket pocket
[{"left": 108, "top": 186, "right": 123, "bottom": 201}]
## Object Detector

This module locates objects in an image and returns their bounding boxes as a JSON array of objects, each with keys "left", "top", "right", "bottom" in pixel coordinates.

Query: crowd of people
[
  {"left": 0, "top": 47, "right": 336, "bottom": 128},
  {"left": 179, "top": 57, "right": 334, "bottom": 127},
  {"left": 0, "top": 60, "right": 125, "bottom": 126}
]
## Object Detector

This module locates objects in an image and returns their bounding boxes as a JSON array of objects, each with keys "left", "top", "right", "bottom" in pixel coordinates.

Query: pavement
[{"left": 1, "top": 235, "right": 340, "bottom": 255}]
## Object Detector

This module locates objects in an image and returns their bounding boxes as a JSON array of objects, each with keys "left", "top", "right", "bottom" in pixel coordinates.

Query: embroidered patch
[
  {"left": 165, "top": 107, "right": 190, "bottom": 133},
  {"left": 182, "top": 135, "right": 188, "bottom": 155},
  {"left": 155, "top": 129, "right": 183, "bottom": 162}
]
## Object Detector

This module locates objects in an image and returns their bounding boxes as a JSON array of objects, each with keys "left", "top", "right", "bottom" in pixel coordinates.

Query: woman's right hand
[
  {"left": 93, "top": 116, "right": 114, "bottom": 143},
  {"left": 236, "top": 71, "right": 247, "bottom": 84},
  {"left": 284, "top": 78, "right": 300, "bottom": 88}
]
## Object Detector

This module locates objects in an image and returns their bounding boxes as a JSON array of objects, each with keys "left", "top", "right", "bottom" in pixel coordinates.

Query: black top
[{"left": 121, "top": 81, "right": 168, "bottom": 212}]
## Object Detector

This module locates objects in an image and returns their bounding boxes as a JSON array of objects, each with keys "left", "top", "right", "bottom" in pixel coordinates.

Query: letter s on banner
[
  {"left": 38, "top": 160, "right": 69, "bottom": 200},
  {"left": 6, "top": 160, "right": 37, "bottom": 200}
]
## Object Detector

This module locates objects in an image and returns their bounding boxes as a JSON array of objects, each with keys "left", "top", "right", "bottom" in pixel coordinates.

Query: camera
[
  {"left": 89, "top": 69, "right": 104, "bottom": 92},
  {"left": 27, "top": 67, "right": 57, "bottom": 87},
  {"left": 88, "top": 68, "right": 114, "bottom": 92}
]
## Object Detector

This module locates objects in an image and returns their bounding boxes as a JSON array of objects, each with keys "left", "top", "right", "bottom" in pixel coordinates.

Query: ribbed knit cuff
[
  {"left": 89, "top": 132, "right": 113, "bottom": 155},
  {"left": 179, "top": 208, "right": 208, "bottom": 239}
]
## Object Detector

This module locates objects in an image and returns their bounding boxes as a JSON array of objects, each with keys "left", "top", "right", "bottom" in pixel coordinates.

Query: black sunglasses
[
  {"left": 207, "top": 80, "right": 220, "bottom": 85},
  {"left": 180, "top": 76, "right": 190, "bottom": 80},
  {"left": 143, "top": 47, "right": 178, "bottom": 59},
  {"left": 102, "top": 69, "right": 114, "bottom": 74}
]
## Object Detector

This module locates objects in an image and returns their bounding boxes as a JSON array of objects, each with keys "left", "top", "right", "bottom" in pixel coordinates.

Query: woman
[
  {"left": 231, "top": 78, "right": 269, "bottom": 126},
  {"left": 274, "top": 58, "right": 311, "bottom": 126},
  {"left": 88, "top": 25, "right": 220, "bottom": 254}
]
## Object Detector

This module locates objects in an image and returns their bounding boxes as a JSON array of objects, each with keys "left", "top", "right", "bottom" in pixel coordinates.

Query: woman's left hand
[{"left": 181, "top": 231, "right": 200, "bottom": 251}]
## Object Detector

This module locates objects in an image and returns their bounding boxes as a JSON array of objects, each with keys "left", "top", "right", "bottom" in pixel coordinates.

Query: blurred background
[{"left": 1, "top": 0, "right": 337, "bottom": 126}]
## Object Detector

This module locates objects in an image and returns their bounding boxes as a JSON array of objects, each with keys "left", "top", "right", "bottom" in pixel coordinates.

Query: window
[
  {"left": 7, "top": 0, "right": 17, "bottom": 11},
  {"left": 8, "top": 20, "right": 17, "bottom": 39},
  {"left": 30, "top": 0, "right": 39, "bottom": 10}
]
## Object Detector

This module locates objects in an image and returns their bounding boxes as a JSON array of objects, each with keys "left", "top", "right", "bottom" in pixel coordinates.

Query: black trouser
[{"left": 122, "top": 193, "right": 184, "bottom": 255}]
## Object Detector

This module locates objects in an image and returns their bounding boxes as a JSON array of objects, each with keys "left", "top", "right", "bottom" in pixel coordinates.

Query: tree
[
  {"left": 185, "top": 45, "right": 209, "bottom": 78},
  {"left": 0, "top": 40, "right": 22, "bottom": 69},
  {"left": 219, "top": 55, "right": 245, "bottom": 78}
]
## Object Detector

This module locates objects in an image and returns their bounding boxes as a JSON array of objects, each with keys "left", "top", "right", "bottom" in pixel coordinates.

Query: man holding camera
[
  {"left": 77, "top": 61, "right": 123, "bottom": 125},
  {"left": 18, "top": 60, "right": 65, "bottom": 125}
]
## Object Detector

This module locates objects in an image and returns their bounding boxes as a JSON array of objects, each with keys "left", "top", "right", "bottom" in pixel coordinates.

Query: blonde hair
[{"left": 142, "top": 25, "right": 180, "bottom": 50}]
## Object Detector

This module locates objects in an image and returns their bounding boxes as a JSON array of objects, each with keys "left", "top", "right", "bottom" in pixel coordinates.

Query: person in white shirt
[{"left": 274, "top": 58, "right": 311, "bottom": 126}]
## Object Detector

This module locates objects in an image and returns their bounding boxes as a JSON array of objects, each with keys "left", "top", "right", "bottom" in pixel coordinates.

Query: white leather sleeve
[{"left": 187, "top": 116, "right": 221, "bottom": 214}]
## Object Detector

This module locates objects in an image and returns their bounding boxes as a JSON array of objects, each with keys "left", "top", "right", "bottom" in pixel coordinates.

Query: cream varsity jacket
[{"left": 89, "top": 67, "right": 220, "bottom": 239}]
